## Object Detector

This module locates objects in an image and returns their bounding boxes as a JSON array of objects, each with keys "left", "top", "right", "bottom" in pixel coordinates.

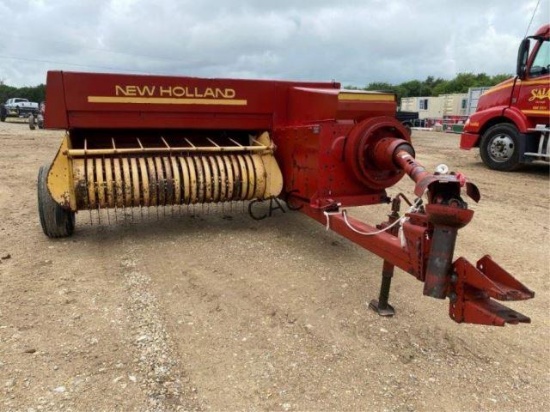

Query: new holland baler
[{"left": 38, "top": 71, "right": 534, "bottom": 326}]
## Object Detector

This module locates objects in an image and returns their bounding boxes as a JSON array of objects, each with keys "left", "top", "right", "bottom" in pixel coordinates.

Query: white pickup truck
[{"left": 3, "top": 98, "right": 39, "bottom": 118}]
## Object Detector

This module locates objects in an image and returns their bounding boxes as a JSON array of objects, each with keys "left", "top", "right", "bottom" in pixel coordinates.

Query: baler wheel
[{"left": 37, "top": 166, "right": 75, "bottom": 238}]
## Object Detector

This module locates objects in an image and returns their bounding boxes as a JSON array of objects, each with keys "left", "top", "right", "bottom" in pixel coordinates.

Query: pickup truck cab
[{"left": 4, "top": 98, "right": 39, "bottom": 117}]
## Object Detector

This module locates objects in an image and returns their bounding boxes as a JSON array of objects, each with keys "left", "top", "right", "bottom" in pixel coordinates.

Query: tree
[
  {"left": 347, "top": 72, "right": 513, "bottom": 104},
  {"left": 0, "top": 83, "right": 45, "bottom": 104}
]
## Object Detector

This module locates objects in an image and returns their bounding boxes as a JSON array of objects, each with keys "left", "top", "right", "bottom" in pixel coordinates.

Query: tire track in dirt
[{"left": 119, "top": 240, "right": 202, "bottom": 411}]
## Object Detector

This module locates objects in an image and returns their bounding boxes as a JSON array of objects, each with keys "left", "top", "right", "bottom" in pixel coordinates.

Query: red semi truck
[{"left": 460, "top": 24, "right": 550, "bottom": 171}]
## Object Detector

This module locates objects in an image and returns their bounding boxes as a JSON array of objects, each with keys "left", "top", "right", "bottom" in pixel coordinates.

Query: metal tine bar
[
  {"left": 185, "top": 138, "right": 196, "bottom": 148},
  {"left": 207, "top": 138, "right": 221, "bottom": 148},
  {"left": 84, "top": 138, "right": 88, "bottom": 153},
  {"left": 66, "top": 145, "right": 268, "bottom": 157},
  {"left": 112, "top": 138, "right": 117, "bottom": 150},
  {"left": 161, "top": 136, "right": 171, "bottom": 149},
  {"left": 137, "top": 138, "right": 144, "bottom": 149},
  {"left": 229, "top": 138, "right": 244, "bottom": 147}
]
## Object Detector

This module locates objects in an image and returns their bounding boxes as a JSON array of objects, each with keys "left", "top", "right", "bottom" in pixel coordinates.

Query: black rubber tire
[
  {"left": 479, "top": 123, "right": 521, "bottom": 171},
  {"left": 37, "top": 166, "right": 75, "bottom": 238}
]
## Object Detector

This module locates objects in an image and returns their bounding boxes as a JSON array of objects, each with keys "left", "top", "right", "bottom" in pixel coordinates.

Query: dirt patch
[{"left": 0, "top": 120, "right": 548, "bottom": 411}]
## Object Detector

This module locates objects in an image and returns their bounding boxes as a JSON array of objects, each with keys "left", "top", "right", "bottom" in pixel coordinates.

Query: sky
[{"left": 0, "top": 0, "right": 548, "bottom": 87}]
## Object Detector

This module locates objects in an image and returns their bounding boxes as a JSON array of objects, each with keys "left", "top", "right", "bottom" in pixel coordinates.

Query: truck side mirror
[{"left": 516, "top": 38, "right": 530, "bottom": 80}]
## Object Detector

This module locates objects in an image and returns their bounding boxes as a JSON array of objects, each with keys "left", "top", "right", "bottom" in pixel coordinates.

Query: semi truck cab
[{"left": 460, "top": 24, "right": 550, "bottom": 171}]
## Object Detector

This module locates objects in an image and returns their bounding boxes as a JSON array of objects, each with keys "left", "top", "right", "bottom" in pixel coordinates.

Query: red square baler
[{"left": 38, "top": 71, "right": 533, "bottom": 326}]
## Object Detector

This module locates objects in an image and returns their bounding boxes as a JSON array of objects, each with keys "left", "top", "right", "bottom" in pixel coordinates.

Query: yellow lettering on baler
[
  {"left": 193, "top": 87, "right": 203, "bottom": 98},
  {"left": 115, "top": 85, "right": 139, "bottom": 96},
  {"left": 137, "top": 85, "right": 156, "bottom": 96},
  {"left": 90, "top": 85, "right": 245, "bottom": 105},
  {"left": 115, "top": 85, "right": 156, "bottom": 96},
  {"left": 223, "top": 88, "right": 236, "bottom": 98},
  {"left": 172, "top": 87, "right": 185, "bottom": 97}
]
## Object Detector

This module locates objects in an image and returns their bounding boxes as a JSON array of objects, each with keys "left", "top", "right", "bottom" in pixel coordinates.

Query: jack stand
[
  {"left": 369, "top": 197, "right": 401, "bottom": 317},
  {"left": 369, "top": 260, "right": 396, "bottom": 316}
]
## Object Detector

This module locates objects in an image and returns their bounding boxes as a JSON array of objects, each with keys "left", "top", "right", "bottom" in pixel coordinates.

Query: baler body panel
[
  {"left": 273, "top": 123, "right": 388, "bottom": 208},
  {"left": 45, "top": 71, "right": 346, "bottom": 130},
  {"left": 43, "top": 71, "right": 399, "bottom": 212}
]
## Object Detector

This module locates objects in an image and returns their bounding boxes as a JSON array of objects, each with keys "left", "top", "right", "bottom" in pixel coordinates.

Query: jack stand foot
[
  {"left": 368, "top": 201, "right": 401, "bottom": 319},
  {"left": 369, "top": 299, "right": 395, "bottom": 317}
]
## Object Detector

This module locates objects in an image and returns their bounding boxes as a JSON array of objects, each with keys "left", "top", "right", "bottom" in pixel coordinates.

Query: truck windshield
[{"left": 529, "top": 39, "right": 550, "bottom": 77}]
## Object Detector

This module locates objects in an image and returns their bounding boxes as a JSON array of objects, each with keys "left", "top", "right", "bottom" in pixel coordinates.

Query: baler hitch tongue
[{"left": 449, "top": 255, "right": 534, "bottom": 326}]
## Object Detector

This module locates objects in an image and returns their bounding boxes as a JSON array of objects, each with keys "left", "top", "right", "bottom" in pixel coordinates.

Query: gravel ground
[{"left": 0, "top": 119, "right": 548, "bottom": 411}]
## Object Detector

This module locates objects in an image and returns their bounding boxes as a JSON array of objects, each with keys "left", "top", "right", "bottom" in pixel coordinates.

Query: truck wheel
[
  {"left": 479, "top": 124, "right": 521, "bottom": 171},
  {"left": 37, "top": 166, "right": 75, "bottom": 238}
]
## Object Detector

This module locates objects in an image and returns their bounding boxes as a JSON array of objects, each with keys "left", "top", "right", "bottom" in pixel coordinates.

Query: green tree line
[
  {"left": 0, "top": 72, "right": 511, "bottom": 106},
  {"left": 0, "top": 82, "right": 46, "bottom": 105},
  {"left": 347, "top": 72, "right": 511, "bottom": 103}
]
